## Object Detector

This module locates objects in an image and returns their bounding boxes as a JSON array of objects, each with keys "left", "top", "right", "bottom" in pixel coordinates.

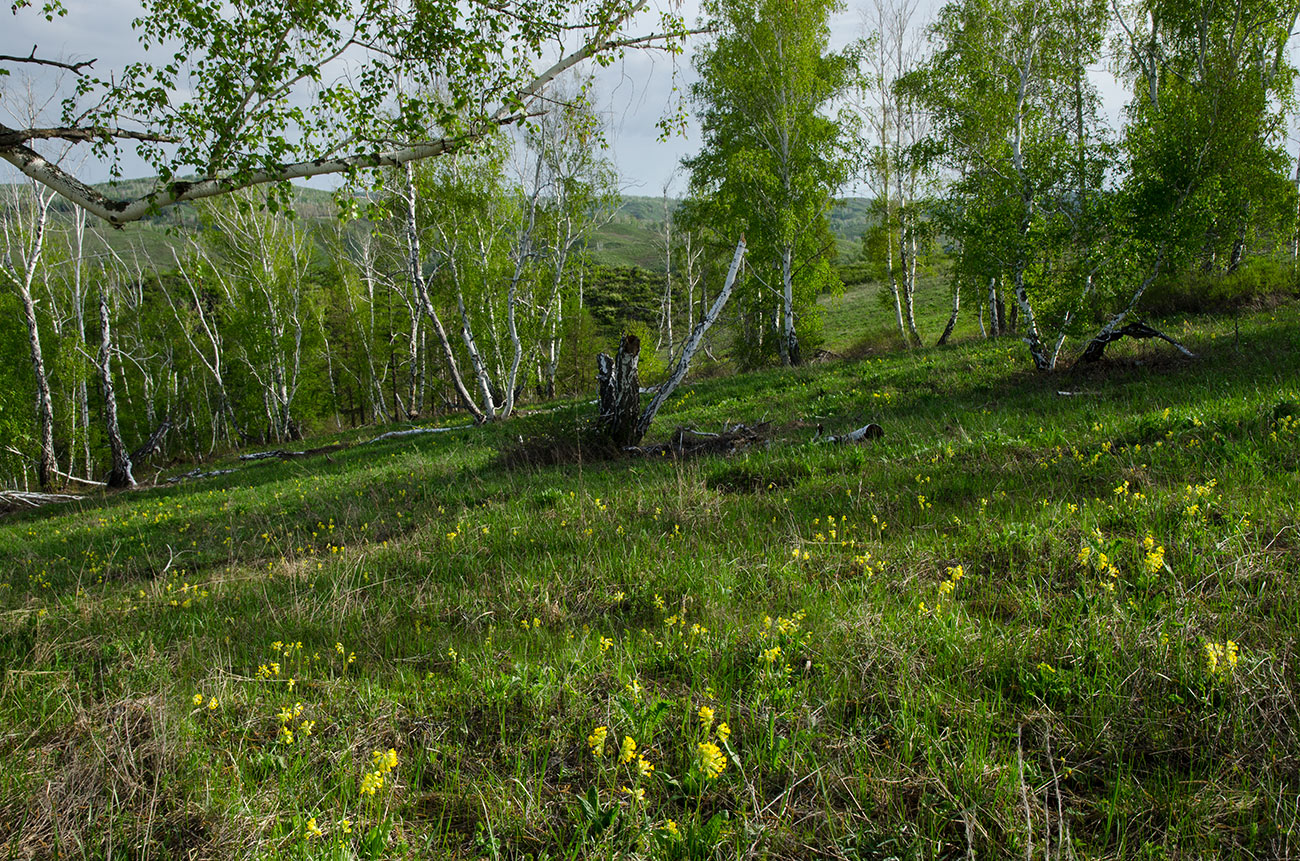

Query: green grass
[
  {"left": 1, "top": 300, "right": 1299, "bottom": 860},
  {"left": 817, "top": 269, "right": 969, "bottom": 357}
]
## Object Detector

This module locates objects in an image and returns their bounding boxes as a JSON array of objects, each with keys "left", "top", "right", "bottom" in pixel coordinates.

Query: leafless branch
[{"left": 0, "top": 46, "right": 96, "bottom": 75}]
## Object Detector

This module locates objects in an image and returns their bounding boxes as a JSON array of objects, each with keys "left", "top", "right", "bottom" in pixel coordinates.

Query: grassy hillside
[{"left": 2, "top": 290, "right": 1298, "bottom": 858}]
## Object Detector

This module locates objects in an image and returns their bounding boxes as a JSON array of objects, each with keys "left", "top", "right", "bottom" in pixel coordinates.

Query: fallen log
[
  {"left": 366, "top": 425, "right": 465, "bottom": 444},
  {"left": 0, "top": 490, "right": 82, "bottom": 510},
  {"left": 238, "top": 443, "right": 346, "bottom": 462},
  {"left": 166, "top": 468, "right": 238, "bottom": 484},
  {"left": 1076, "top": 321, "right": 1195, "bottom": 365},
  {"left": 627, "top": 423, "right": 772, "bottom": 457},
  {"left": 820, "top": 423, "right": 884, "bottom": 444}
]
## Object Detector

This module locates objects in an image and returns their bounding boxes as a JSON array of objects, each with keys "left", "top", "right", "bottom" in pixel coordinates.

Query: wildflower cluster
[
  {"left": 1270, "top": 411, "right": 1298, "bottom": 442},
  {"left": 693, "top": 704, "right": 732, "bottom": 781},
  {"left": 790, "top": 515, "right": 887, "bottom": 568},
  {"left": 587, "top": 725, "right": 609, "bottom": 757},
  {"left": 191, "top": 692, "right": 219, "bottom": 711},
  {"left": 164, "top": 577, "right": 210, "bottom": 609},
  {"left": 1182, "top": 480, "right": 1219, "bottom": 521},
  {"left": 1142, "top": 535, "right": 1165, "bottom": 575},
  {"left": 585, "top": 721, "right": 655, "bottom": 809},
  {"left": 1076, "top": 539, "right": 1121, "bottom": 593},
  {"left": 360, "top": 748, "right": 398, "bottom": 796},
  {"left": 1111, "top": 480, "right": 1148, "bottom": 508},
  {"left": 277, "top": 701, "right": 311, "bottom": 744},
  {"left": 1204, "top": 640, "right": 1240, "bottom": 676},
  {"left": 696, "top": 741, "right": 727, "bottom": 780},
  {"left": 935, "top": 565, "right": 965, "bottom": 611}
]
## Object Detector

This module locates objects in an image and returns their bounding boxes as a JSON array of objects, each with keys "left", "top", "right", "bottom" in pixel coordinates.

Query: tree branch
[
  {"left": 0, "top": 131, "right": 470, "bottom": 226},
  {"left": 0, "top": 46, "right": 96, "bottom": 75},
  {"left": 0, "top": 123, "right": 180, "bottom": 148},
  {"left": 0, "top": 10, "right": 694, "bottom": 226}
]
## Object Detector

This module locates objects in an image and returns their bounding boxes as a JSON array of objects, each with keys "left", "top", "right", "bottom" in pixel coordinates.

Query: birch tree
[
  {"left": 197, "top": 191, "right": 318, "bottom": 441},
  {"left": 3, "top": 0, "right": 694, "bottom": 225},
  {"left": 1083, "top": 0, "right": 1300, "bottom": 360},
  {"left": 685, "top": 0, "right": 856, "bottom": 367},
  {"left": 1, "top": 181, "right": 59, "bottom": 488},
  {"left": 906, "top": 0, "right": 1109, "bottom": 369},
  {"left": 859, "top": 0, "right": 934, "bottom": 348}
]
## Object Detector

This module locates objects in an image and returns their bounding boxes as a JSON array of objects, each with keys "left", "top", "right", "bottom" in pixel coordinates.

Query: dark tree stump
[{"left": 597, "top": 334, "right": 642, "bottom": 447}]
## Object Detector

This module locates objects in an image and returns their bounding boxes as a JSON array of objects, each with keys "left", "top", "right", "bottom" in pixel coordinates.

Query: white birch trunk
[
  {"left": 404, "top": 163, "right": 486, "bottom": 422},
  {"left": 780, "top": 243, "right": 797, "bottom": 366},
  {"left": 4, "top": 186, "right": 58, "bottom": 489},
  {"left": 635, "top": 238, "right": 747, "bottom": 441},
  {"left": 97, "top": 279, "right": 135, "bottom": 487}
]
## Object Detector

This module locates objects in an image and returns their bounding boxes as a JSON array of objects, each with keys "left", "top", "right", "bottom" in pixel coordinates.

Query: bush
[{"left": 1142, "top": 257, "right": 1300, "bottom": 315}]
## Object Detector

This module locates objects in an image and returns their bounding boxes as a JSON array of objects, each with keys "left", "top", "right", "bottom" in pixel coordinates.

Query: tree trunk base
[{"left": 596, "top": 334, "right": 642, "bottom": 447}]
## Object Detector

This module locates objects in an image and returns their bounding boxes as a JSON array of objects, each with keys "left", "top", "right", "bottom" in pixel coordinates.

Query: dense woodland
[{"left": 3, "top": 0, "right": 1299, "bottom": 488}]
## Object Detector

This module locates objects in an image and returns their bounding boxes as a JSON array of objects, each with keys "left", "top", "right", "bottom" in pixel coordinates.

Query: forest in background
[{"left": 4, "top": 0, "right": 1300, "bottom": 493}]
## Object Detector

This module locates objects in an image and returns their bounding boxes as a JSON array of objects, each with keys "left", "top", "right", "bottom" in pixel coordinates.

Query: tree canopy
[{"left": 1, "top": 0, "right": 690, "bottom": 224}]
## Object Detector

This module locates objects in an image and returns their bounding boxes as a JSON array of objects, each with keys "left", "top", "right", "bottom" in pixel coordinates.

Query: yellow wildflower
[
  {"left": 192, "top": 693, "right": 204, "bottom": 706},
  {"left": 717, "top": 722, "right": 731, "bottom": 743},
  {"left": 619, "top": 735, "right": 637, "bottom": 764},
  {"left": 359, "top": 770, "right": 384, "bottom": 795},
  {"left": 587, "top": 726, "right": 608, "bottom": 757},
  {"left": 697, "top": 742, "right": 726, "bottom": 779},
  {"left": 637, "top": 755, "right": 654, "bottom": 777},
  {"left": 305, "top": 817, "right": 322, "bottom": 840},
  {"left": 698, "top": 705, "right": 715, "bottom": 731}
]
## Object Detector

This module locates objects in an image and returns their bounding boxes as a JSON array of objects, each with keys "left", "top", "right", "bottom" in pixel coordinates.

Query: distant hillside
[
  {"left": 3, "top": 179, "right": 874, "bottom": 273},
  {"left": 591, "top": 195, "right": 874, "bottom": 271}
]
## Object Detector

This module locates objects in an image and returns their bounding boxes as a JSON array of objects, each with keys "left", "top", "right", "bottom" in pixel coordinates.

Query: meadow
[{"left": 1, "top": 291, "right": 1298, "bottom": 860}]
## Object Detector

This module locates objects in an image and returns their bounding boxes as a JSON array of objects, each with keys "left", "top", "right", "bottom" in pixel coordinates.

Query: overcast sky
[{"left": 0, "top": 0, "right": 1185, "bottom": 201}]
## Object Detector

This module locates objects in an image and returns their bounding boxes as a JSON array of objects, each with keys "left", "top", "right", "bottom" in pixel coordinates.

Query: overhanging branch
[
  {"left": 0, "top": 123, "right": 180, "bottom": 148},
  {"left": 0, "top": 9, "right": 696, "bottom": 226},
  {"left": 0, "top": 133, "right": 468, "bottom": 226},
  {"left": 0, "top": 46, "right": 96, "bottom": 75}
]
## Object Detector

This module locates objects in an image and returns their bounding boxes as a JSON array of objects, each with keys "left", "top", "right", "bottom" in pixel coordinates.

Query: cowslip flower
[
  {"left": 697, "top": 742, "right": 726, "bottom": 779},
  {"left": 587, "top": 726, "right": 608, "bottom": 757},
  {"left": 619, "top": 735, "right": 637, "bottom": 764},
  {"left": 371, "top": 748, "right": 397, "bottom": 772},
  {"left": 717, "top": 722, "right": 731, "bottom": 743},
  {"left": 360, "top": 771, "right": 384, "bottom": 795},
  {"left": 698, "top": 705, "right": 714, "bottom": 731}
]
